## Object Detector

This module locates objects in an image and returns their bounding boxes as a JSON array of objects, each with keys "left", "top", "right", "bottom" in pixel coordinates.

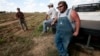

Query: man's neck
[
  {"left": 18, "top": 11, "right": 21, "bottom": 13},
  {"left": 61, "top": 8, "right": 67, "bottom": 13}
]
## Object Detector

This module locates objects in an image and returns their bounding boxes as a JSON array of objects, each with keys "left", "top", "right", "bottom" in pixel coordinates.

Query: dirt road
[{"left": 0, "top": 16, "right": 34, "bottom": 27}]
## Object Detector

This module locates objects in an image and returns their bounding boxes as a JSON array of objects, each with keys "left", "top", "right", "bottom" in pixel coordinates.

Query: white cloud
[
  {"left": 72, "top": 0, "right": 100, "bottom": 6},
  {"left": 22, "top": 0, "right": 36, "bottom": 12},
  {"left": 0, "top": 0, "right": 68, "bottom": 12},
  {"left": 0, "top": 0, "right": 99, "bottom": 12},
  {"left": 24, "top": 0, "right": 36, "bottom": 6},
  {"left": 49, "top": 0, "right": 66, "bottom": 3},
  {"left": 0, "top": 0, "right": 6, "bottom": 4},
  {"left": 0, "top": 0, "right": 17, "bottom": 12},
  {"left": 22, "top": 0, "right": 48, "bottom": 12},
  {"left": 49, "top": 0, "right": 73, "bottom": 8},
  {"left": 49, "top": 0, "right": 66, "bottom": 7},
  {"left": 86, "top": 0, "right": 100, "bottom": 3}
]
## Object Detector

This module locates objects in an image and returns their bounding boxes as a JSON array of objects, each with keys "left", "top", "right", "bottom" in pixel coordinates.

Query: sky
[{"left": 0, "top": 0, "right": 100, "bottom": 12}]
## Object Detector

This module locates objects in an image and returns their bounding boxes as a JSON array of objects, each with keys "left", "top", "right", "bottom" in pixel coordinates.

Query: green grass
[
  {"left": 25, "top": 12, "right": 46, "bottom": 37},
  {"left": 32, "top": 24, "right": 43, "bottom": 36},
  {"left": 0, "top": 35, "right": 34, "bottom": 56},
  {"left": 0, "top": 38, "right": 5, "bottom": 44}
]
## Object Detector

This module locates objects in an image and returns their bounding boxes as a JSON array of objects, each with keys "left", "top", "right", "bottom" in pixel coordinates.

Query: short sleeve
[{"left": 46, "top": 9, "right": 52, "bottom": 15}]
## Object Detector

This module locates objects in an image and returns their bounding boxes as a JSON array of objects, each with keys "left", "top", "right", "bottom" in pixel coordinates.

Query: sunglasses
[{"left": 57, "top": 5, "right": 64, "bottom": 9}]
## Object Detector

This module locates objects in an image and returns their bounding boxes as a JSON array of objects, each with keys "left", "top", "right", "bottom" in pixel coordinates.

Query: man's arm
[
  {"left": 45, "top": 14, "right": 49, "bottom": 20},
  {"left": 71, "top": 9, "right": 80, "bottom": 36},
  {"left": 51, "top": 11, "right": 58, "bottom": 25},
  {"left": 51, "top": 16, "right": 57, "bottom": 25}
]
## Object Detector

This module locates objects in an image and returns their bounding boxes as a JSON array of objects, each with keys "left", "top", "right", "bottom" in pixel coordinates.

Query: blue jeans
[
  {"left": 42, "top": 19, "right": 53, "bottom": 32},
  {"left": 55, "top": 31, "right": 72, "bottom": 56}
]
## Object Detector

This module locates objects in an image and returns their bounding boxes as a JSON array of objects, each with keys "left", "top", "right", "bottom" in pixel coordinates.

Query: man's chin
[{"left": 60, "top": 11, "right": 64, "bottom": 13}]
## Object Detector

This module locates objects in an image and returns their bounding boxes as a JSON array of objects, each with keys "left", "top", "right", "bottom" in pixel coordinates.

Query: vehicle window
[{"left": 73, "top": 3, "right": 100, "bottom": 12}]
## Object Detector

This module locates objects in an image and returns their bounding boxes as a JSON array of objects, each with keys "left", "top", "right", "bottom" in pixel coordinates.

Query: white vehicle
[
  {"left": 73, "top": 3, "right": 100, "bottom": 48},
  {"left": 74, "top": 3, "right": 100, "bottom": 35}
]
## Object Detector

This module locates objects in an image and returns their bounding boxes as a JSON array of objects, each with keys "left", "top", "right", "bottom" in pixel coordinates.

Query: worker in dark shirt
[{"left": 16, "top": 8, "right": 28, "bottom": 31}]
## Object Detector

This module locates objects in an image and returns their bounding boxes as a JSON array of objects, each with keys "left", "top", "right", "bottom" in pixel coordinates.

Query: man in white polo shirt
[{"left": 42, "top": 3, "right": 57, "bottom": 33}]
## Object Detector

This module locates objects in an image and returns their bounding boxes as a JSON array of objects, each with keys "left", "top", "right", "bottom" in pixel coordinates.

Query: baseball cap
[{"left": 48, "top": 3, "right": 53, "bottom": 6}]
